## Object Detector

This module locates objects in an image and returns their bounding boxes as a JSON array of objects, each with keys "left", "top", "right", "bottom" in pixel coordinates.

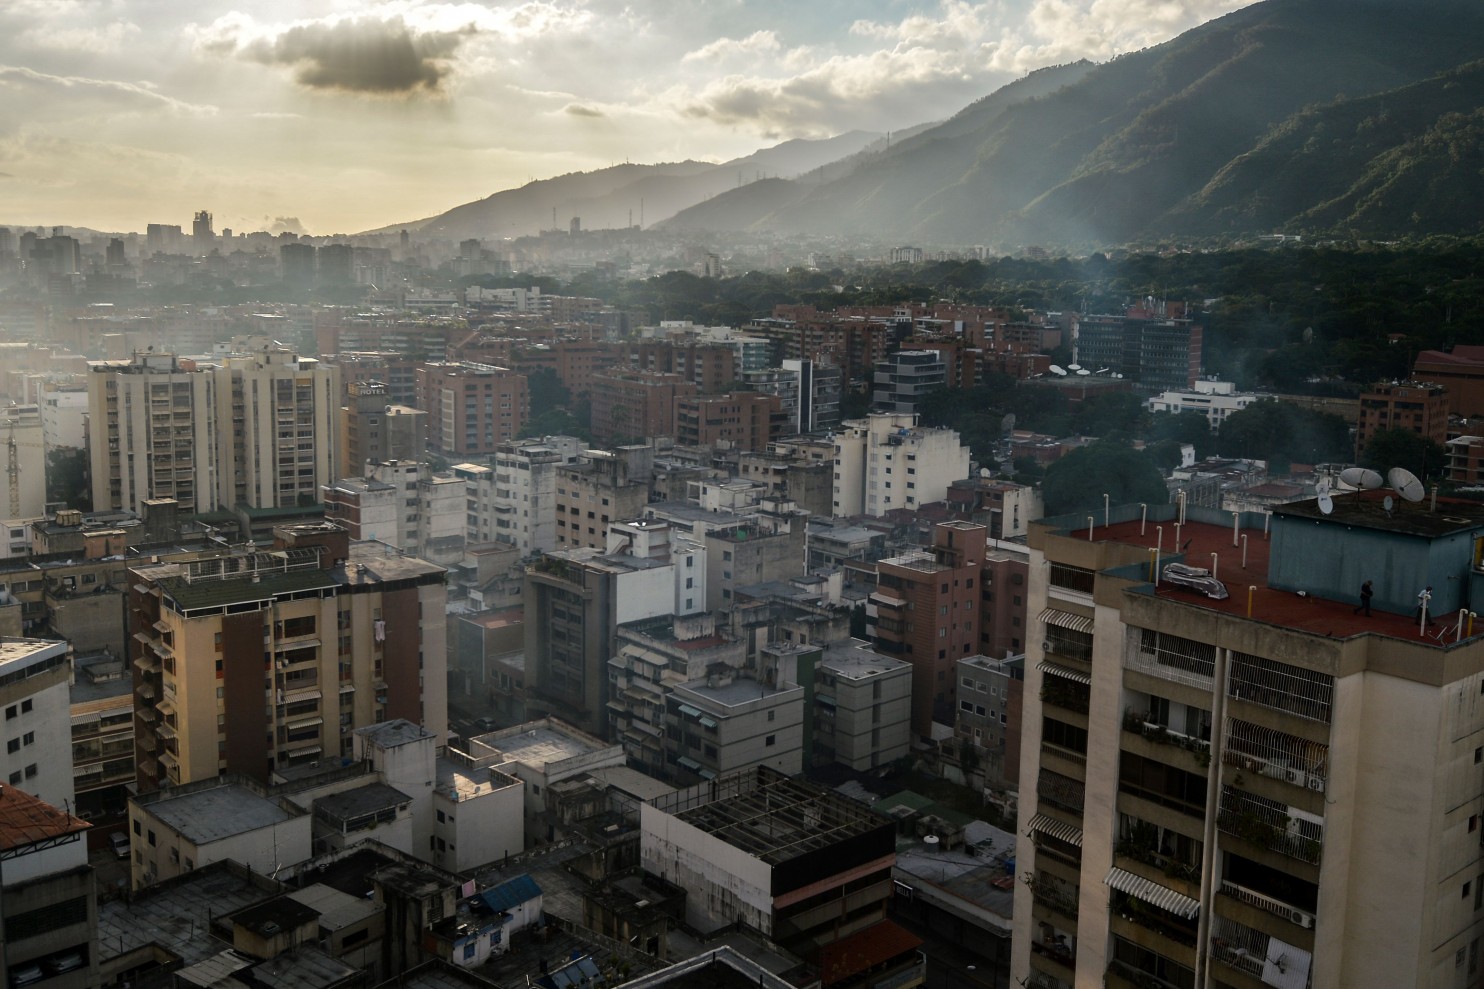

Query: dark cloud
[
  {"left": 242, "top": 17, "right": 474, "bottom": 96},
  {"left": 563, "top": 103, "right": 603, "bottom": 118}
]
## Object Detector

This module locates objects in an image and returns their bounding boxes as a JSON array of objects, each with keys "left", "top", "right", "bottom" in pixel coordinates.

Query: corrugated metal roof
[
  {"left": 1039, "top": 608, "right": 1093, "bottom": 634},
  {"left": 1104, "top": 866, "right": 1200, "bottom": 919},
  {"left": 1026, "top": 813, "right": 1083, "bottom": 847},
  {"left": 1037, "top": 661, "right": 1091, "bottom": 685},
  {"left": 479, "top": 873, "right": 541, "bottom": 913}
]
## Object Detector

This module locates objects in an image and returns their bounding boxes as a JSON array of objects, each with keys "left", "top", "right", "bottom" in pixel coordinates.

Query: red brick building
[
  {"left": 1356, "top": 381, "right": 1449, "bottom": 459},
  {"left": 415, "top": 361, "right": 529, "bottom": 457},
  {"left": 676, "top": 392, "right": 784, "bottom": 451},
  {"left": 589, "top": 367, "right": 696, "bottom": 443}
]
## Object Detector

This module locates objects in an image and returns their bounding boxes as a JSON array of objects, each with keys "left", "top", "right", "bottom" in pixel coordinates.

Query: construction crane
[{"left": 5, "top": 416, "right": 17, "bottom": 519}]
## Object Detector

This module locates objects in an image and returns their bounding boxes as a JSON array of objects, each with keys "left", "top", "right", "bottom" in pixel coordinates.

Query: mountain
[
  {"left": 390, "top": 131, "right": 888, "bottom": 241},
  {"left": 659, "top": 0, "right": 1484, "bottom": 246}
]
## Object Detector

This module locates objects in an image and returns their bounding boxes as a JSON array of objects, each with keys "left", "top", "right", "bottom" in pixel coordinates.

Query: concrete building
[
  {"left": 1075, "top": 308, "right": 1203, "bottom": 390},
  {"left": 479, "top": 435, "right": 586, "bottom": 555},
  {"left": 39, "top": 385, "right": 88, "bottom": 451},
  {"left": 946, "top": 478, "right": 1044, "bottom": 541},
  {"left": 667, "top": 662, "right": 806, "bottom": 783},
  {"left": 640, "top": 765, "right": 921, "bottom": 985},
  {"left": 127, "top": 523, "right": 448, "bottom": 790},
  {"left": 87, "top": 350, "right": 340, "bottom": 515},
  {"left": 127, "top": 777, "right": 311, "bottom": 889},
  {"left": 981, "top": 539, "right": 1032, "bottom": 659},
  {"left": 954, "top": 654, "right": 1023, "bottom": 787},
  {"left": 0, "top": 403, "right": 47, "bottom": 519},
  {"left": 869, "top": 521, "right": 988, "bottom": 737},
  {"left": 1356, "top": 380, "right": 1450, "bottom": 459},
  {"left": 589, "top": 368, "right": 696, "bottom": 444},
  {"left": 872, "top": 350, "right": 946, "bottom": 414},
  {"left": 322, "top": 461, "right": 468, "bottom": 566},
  {"left": 676, "top": 392, "right": 783, "bottom": 451},
  {"left": 1, "top": 638, "right": 73, "bottom": 808},
  {"left": 704, "top": 501, "right": 808, "bottom": 615},
  {"left": 1414, "top": 345, "right": 1484, "bottom": 417},
  {"left": 741, "top": 361, "right": 842, "bottom": 434},
  {"left": 523, "top": 520, "right": 689, "bottom": 738},
  {"left": 69, "top": 651, "right": 136, "bottom": 821},
  {"left": 832, "top": 413, "right": 970, "bottom": 518},
  {"left": 1012, "top": 493, "right": 1484, "bottom": 989},
  {"left": 1147, "top": 379, "right": 1262, "bottom": 428},
  {"left": 814, "top": 640, "right": 912, "bottom": 771},
  {"left": 465, "top": 718, "right": 624, "bottom": 845},
  {"left": 339, "top": 380, "right": 425, "bottom": 475},
  {"left": 554, "top": 445, "right": 653, "bottom": 551},
  {"left": 0, "top": 785, "right": 99, "bottom": 989},
  {"left": 416, "top": 362, "right": 529, "bottom": 458}
]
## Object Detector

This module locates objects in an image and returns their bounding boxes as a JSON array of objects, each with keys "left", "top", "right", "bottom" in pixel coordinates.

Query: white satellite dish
[
  {"left": 1068, "top": 363, "right": 1082, "bottom": 371},
  {"left": 1339, "top": 467, "right": 1384, "bottom": 490},
  {"left": 1388, "top": 467, "right": 1426, "bottom": 503},
  {"left": 1318, "top": 492, "right": 1334, "bottom": 515},
  {"left": 1076, "top": 368, "right": 1091, "bottom": 376},
  {"left": 979, "top": 468, "right": 991, "bottom": 477},
  {"left": 1049, "top": 364, "right": 1066, "bottom": 376},
  {"left": 1383, "top": 494, "right": 1395, "bottom": 513}
]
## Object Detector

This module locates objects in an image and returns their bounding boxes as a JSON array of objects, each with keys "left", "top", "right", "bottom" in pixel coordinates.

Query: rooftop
[
  {"left": 819, "top": 643, "right": 910, "bottom": 680},
  {"left": 249, "top": 946, "right": 359, "bottom": 989},
  {"left": 674, "top": 675, "right": 798, "bottom": 708},
  {"left": 98, "top": 864, "right": 281, "bottom": 967},
  {"left": 0, "top": 782, "right": 89, "bottom": 852},
  {"left": 143, "top": 783, "right": 294, "bottom": 844},
  {"left": 356, "top": 718, "right": 434, "bottom": 749},
  {"left": 313, "top": 781, "right": 413, "bottom": 822},
  {"left": 436, "top": 759, "right": 520, "bottom": 802},
  {"left": 650, "top": 766, "right": 890, "bottom": 866},
  {"left": 0, "top": 637, "right": 67, "bottom": 675},
  {"left": 476, "top": 722, "right": 609, "bottom": 768},
  {"left": 284, "top": 883, "right": 382, "bottom": 932}
]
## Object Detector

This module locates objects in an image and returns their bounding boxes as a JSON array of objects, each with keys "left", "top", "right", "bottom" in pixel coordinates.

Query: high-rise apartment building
[
  {"left": 339, "top": 380, "right": 425, "bottom": 476},
  {"left": 127, "top": 523, "right": 447, "bottom": 790},
  {"left": 1013, "top": 494, "right": 1484, "bottom": 989},
  {"left": 0, "top": 403, "right": 47, "bottom": 519},
  {"left": 87, "top": 350, "right": 340, "bottom": 514},
  {"left": 1075, "top": 308, "right": 1203, "bottom": 390},
  {"left": 676, "top": 392, "right": 783, "bottom": 451},
  {"left": 831, "top": 413, "right": 970, "bottom": 517},
  {"left": 415, "top": 362, "right": 528, "bottom": 458},
  {"left": 475, "top": 435, "right": 585, "bottom": 555},
  {"left": 0, "top": 638, "right": 73, "bottom": 808},
  {"left": 589, "top": 367, "right": 696, "bottom": 444},
  {"left": 554, "top": 446, "right": 653, "bottom": 551},
  {"left": 869, "top": 521, "right": 987, "bottom": 736},
  {"left": 873, "top": 350, "right": 947, "bottom": 414},
  {"left": 1356, "top": 380, "right": 1450, "bottom": 459}
]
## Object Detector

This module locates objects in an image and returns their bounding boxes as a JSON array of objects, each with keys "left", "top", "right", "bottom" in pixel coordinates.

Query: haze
[{"left": 0, "top": 0, "right": 1253, "bottom": 235}]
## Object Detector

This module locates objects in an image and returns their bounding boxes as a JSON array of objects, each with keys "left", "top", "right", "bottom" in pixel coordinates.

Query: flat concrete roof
[
  {"left": 675, "top": 675, "right": 796, "bottom": 708},
  {"left": 819, "top": 645, "right": 909, "bottom": 680},
  {"left": 145, "top": 784, "right": 292, "bottom": 844},
  {"left": 436, "top": 758, "right": 520, "bottom": 802},
  {"left": 480, "top": 725, "right": 600, "bottom": 767},
  {"left": 98, "top": 865, "right": 277, "bottom": 967},
  {"left": 356, "top": 719, "right": 434, "bottom": 749}
]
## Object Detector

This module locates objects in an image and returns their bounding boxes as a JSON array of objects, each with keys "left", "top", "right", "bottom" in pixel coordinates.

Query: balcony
[
  {"left": 1024, "top": 874, "right": 1078, "bottom": 920},
  {"left": 1122, "top": 711, "right": 1211, "bottom": 766},
  {"left": 1217, "top": 787, "right": 1322, "bottom": 866},
  {"left": 1219, "top": 880, "right": 1316, "bottom": 930}
]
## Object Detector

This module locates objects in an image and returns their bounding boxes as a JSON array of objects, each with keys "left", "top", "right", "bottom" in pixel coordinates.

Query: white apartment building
[
  {"left": 1, "top": 403, "right": 47, "bottom": 519},
  {"left": 40, "top": 386, "right": 88, "bottom": 450},
  {"left": 88, "top": 350, "right": 340, "bottom": 514},
  {"left": 483, "top": 435, "right": 585, "bottom": 555},
  {"left": 1, "top": 638, "right": 74, "bottom": 809},
  {"left": 832, "top": 413, "right": 970, "bottom": 517},
  {"left": 1146, "top": 379, "right": 1262, "bottom": 427}
]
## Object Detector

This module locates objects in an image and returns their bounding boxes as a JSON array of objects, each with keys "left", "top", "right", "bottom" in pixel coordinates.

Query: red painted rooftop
[
  {"left": 1080, "top": 512, "right": 1468, "bottom": 647},
  {"left": 0, "top": 783, "right": 89, "bottom": 852}
]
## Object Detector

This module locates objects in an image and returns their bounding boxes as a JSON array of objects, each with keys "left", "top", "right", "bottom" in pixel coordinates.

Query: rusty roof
[{"left": 0, "top": 783, "right": 89, "bottom": 852}]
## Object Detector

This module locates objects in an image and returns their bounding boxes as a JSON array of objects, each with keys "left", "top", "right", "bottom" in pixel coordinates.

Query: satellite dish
[
  {"left": 1388, "top": 467, "right": 1426, "bottom": 503},
  {"left": 1076, "top": 368, "right": 1091, "bottom": 376},
  {"left": 1339, "top": 467, "right": 1384, "bottom": 490},
  {"left": 979, "top": 468, "right": 991, "bottom": 477},
  {"left": 1318, "top": 492, "right": 1334, "bottom": 515},
  {"left": 1048, "top": 364, "right": 1066, "bottom": 376},
  {"left": 1068, "top": 364, "right": 1082, "bottom": 371},
  {"left": 1383, "top": 494, "right": 1395, "bottom": 513}
]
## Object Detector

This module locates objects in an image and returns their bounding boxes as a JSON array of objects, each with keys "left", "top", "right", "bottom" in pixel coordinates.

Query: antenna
[{"left": 1388, "top": 467, "right": 1425, "bottom": 503}]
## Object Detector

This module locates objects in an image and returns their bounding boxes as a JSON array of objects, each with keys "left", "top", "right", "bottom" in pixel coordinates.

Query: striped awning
[
  {"left": 1026, "top": 813, "right": 1083, "bottom": 847},
  {"left": 1039, "top": 608, "right": 1093, "bottom": 634},
  {"left": 676, "top": 704, "right": 702, "bottom": 718},
  {"left": 1104, "top": 867, "right": 1200, "bottom": 920},
  {"left": 1038, "top": 661, "right": 1091, "bottom": 685}
]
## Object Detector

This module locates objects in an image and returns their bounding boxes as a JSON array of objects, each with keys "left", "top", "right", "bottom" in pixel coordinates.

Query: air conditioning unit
[
  {"left": 1285, "top": 768, "right": 1307, "bottom": 789},
  {"left": 1290, "top": 907, "right": 1316, "bottom": 929},
  {"left": 1305, "top": 775, "right": 1325, "bottom": 793}
]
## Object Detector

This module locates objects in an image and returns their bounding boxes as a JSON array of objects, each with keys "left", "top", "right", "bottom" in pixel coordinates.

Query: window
[
  {"left": 22, "top": 731, "right": 33, "bottom": 746},
  {"left": 19, "top": 699, "right": 30, "bottom": 713},
  {"left": 148, "top": 830, "right": 157, "bottom": 846},
  {"left": 5, "top": 738, "right": 16, "bottom": 754},
  {"left": 765, "top": 735, "right": 776, "bottom": 747},
  {"left": 767, "top": 710, "right": 775, "bottom": 721},
  {"left": 24, "top": 763, "right": 35, "bottom": 778},
  {"left": 3, "top": 705, "right": 13, "bottom": 720}
]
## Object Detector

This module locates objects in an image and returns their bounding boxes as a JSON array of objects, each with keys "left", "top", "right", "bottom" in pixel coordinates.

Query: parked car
[
  {"left": 1162, "top": 562, "right": 1230, "bottom": 600},
  {"left": 110, "top": 831, "right": 130, "bottom": 859},
  {"left": 11, "top": 964, "right": 44, "bottom": 988},
  {"left": 47, "top": 954, "right": 84, "bottom": 975},
  {"left": 473, "top": 717, "right": 497, "bottom": 733}
]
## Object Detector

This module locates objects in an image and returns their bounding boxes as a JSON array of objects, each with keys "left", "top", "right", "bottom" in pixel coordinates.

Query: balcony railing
[
  {"left": 1217, "top": 787, "right": 1322, "bottom": 865},
  {"left": 1122, "top": 711, "right": 1211, "bottom": 765},
  {"left": 1024, "top": 874, "right": 1079, "bottom": 919}
]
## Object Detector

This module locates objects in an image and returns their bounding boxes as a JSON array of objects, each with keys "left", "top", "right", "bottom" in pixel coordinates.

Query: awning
[
  {"left": 676, "top": 756, "right": 701, "bottom": 771},
  {"left": 1104, "top": 867, "right": 1200, "bottom": 919},
  {"left": 1039, "top": 608, "right": 1093, "bottom": 634},
  {"left": 698, "top": 716, "right": 718, "bottom": 729},
  {"left": 286, "top": 717, "right": 324, "bottom": 730},
  {"left": 1038, "top": 661, "right": 1091, "bottom": 686},
  {"left": 284, "top": 745, "right": 322, "bottom": 758},
  {"left": 676, "top": 704, "right": 702, "bottom": 718},
  {"left": 1026, "top": 813, "right": 1083, "bottom": 847}
]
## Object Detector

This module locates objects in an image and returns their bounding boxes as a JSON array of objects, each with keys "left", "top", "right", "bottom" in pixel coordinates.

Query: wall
[
  {"left": 639, "top": 803, "right": 773, "bottom": 934},
  {"left": 441, "top": 778, "right": 523, "bottom": 872}
]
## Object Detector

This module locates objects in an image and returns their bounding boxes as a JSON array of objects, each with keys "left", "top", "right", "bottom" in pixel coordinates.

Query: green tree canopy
[
  {"left": 1360, "top": 427, "right": 1447, "bottom": 480},
  {"left": 1217, "top": 401, "right": 1352, "bottom": 466},
  {"left": 1042, "top": 441, "right": 1169, "bottom": 516}
]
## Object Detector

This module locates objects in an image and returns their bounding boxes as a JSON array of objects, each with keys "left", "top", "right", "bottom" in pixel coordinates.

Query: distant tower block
[
  {"left": 192, "top": 210, "right": 214, "bottom": 253},
  {"left": 570, "top": 216, "right": 581, "bottom": 235}
]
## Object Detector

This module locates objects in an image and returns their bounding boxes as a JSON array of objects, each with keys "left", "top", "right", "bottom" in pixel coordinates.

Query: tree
[
  {"left": 526, "top": 368, "right": 570, "bottom": 417},
  {"left": 1217, "top": 401, "right": 1351, "bottom": 466},
  {"left": 1147, "top": 411, "right": 1215, "bottom": 459},
  {"left": 1042, "top": 441, "right": 1169, "bottom": 516},
  {"left": 519, "top": 409, "right": 591, "bottom": 443},
  {"left": 1361, "top": 427, "right": 1447, "bottom": 479}
]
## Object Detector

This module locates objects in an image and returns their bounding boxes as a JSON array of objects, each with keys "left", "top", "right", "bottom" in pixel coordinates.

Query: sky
[{"left": 0, "top": 0, "right": 1255, "bottom": 236}]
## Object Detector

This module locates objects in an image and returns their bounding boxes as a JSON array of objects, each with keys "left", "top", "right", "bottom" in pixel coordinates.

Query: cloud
[
  {"left": 225, "top": 15, "right": 478, "bottom": 96},
  {"left": 0, "top": 66, "right": 215, "bottom": 128},
  {"left": 682, "top": 30, "right": 781, "bottom": 64},
  {"left": 563, "top": 103, "right": 604, "bottom": 118},
  {"left": 269, "top": 216, "right": 305, "bottom": 234},
  {"left": 17, "top": 21, "right": 142, "bottom": 54}
]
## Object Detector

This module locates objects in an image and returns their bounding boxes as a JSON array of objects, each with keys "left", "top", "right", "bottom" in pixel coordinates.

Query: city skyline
[{"left": 0, "top": 0, "right": 1253, "bottom": 235}]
